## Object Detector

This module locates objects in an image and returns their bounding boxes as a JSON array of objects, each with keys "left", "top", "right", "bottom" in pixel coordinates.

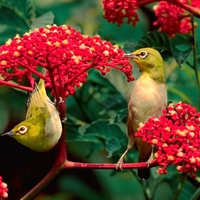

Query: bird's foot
[
  {"left": 54, "top": 97, "right": 64, "bottom": 105},
  {"left": 146, "top": 151, "right": 154, "bottom": 167},
  {"left": 116, "top": 158, "right": 124, "bottom": 170},
  {"left": 116, "top": 148, "right": 129, "bottom": 170},
  {"left": 62, "top": 117, "right": 67, "bottom": 123}
]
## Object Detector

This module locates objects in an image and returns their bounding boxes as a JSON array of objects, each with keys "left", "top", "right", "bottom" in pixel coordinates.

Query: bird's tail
[
  {"left": 137, "top": 146, "right": 153, "bottom": 180},
  {"left": 138, "top": 168, "right": 150, "bottom": 179},
  {"left": 37, "top": 68, "right": 47, "bottom": 96}
]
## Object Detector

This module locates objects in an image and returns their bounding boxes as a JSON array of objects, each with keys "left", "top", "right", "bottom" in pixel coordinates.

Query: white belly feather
[{"left": 129, "top": 74, "right": 167, "bottom": 133}]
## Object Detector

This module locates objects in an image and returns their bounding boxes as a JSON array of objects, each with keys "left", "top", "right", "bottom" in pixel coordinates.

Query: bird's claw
[
  {"left": 62, "top": 117, "right": 67, "bottom": 123},
  {"left": 116, "top": 159, "right": 124, "bottom": 171},
  {"left": 146, "top": 152, "right": 154, "bottom": 167},
  {"left": 54, "top": 97, "right": 64, "bottom": 105}
]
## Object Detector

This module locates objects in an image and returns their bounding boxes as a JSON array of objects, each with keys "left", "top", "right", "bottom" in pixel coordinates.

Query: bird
[
  {"left": 116, "top": 47, "right": 167, "bottom": 179},
  {"left": 1, "top": 73, "right": 62, "bottom": 152}
]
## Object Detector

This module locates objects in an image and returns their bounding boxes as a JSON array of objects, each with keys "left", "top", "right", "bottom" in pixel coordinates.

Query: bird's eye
[
  {"left": 18, "top": 126, "right": 28, "bottom": 135},
  {"left": 139, "top": 51, "right": 148, "bottom": 59}
]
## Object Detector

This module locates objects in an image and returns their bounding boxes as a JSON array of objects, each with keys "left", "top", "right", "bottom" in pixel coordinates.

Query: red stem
[
  {"left": 65, "top": 63, "right": 93, "bottom": 86},
  {"left": 17, "top": 62, "right": 48, "bottom": 82},
  {"left": 21, "top": 116, "right": 67, "bottom": 200},
  {"left": 168, "top": 0, "right": 200, "bottom": 17},
  {"left": 57, "top": 68, "right": 66, "bottom": 117},
  {"left": 48, "top": 69, "right": 61, "bottom": 103},
  {"left": 137, "top": 0, "right": 200, "bottom": 18},
  {"left": 26, "top": 55, "right": 48, "bottom": 68},
  {"left": 20, "top": 158, "right": 158, "bottom": 199},
  {"left": 63, "top": 159, "right": 158, "bottom": 169},
  {"left": 136, "top": 0, "right": 158, "bottom": 7},
  {"left": 0, "top": 79, "right": 32, "bottom": 92}
]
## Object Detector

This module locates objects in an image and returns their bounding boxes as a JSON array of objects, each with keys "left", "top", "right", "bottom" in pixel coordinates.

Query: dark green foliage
[{"left": 134, "top": 30, "right": 193, "bottom": 66}]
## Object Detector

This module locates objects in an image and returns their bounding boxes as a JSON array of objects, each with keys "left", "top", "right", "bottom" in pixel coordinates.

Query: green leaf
[
  {"left": 0, "top": 86, "right": 26, "bottom": 122},
  {"left": 134, "top": 30, "right": 172, "bottom": 60},
  {"left": 171, "top": 34, "right": 193, "bottom": 66},
  {"left": 0, "top": 0, "right": 35, "bottom": 25},
  {"left": 58, "top": 175, "right": 102, "bottom": 200},
  {"left": 161, "top": 173, "right": 198, "bottom": 200},
  {"left": 82, "top": 120, "right": 125, "bottom": 140},
  {"left": 25, "top": 0, "right": 36, "bottom": 25},
  {"left": 111, "top": 108, "right": 128, "bottom": 123},
  {"left": 154, "top": 182, "right": 173, "bottom": 200},
  {"left": 88, "top": 70, "right": 116, "bottom": 89},
  {"left": 71, "top": 71, "right": 126, "bottom": 122},
  {"left": 167, "top": 85, "right": 195, "bottom": 105},
  {"left": 105, "top": 137, "right": 121, "bottom": 158},
  {"left": 31, "top": 11, "right": 54, "bottom": 29},
  {"left": 179, "top": 178, "right": 198, "bottom": 200},
  {"left": 0, "top": 6, "right": 28, "bottom": 44},
  {"left": 67, "top": 120, "right": 126, "bottom": 156},
  {"left": 189, "top": 187, "right": 200, "bottom": 200},
  {"left": 0, "top": 0, "right": 37, "bottom": 44},
  {"left": 66, "top": 124, "right": 82, "bottom": 141},
  {"left": 0, "top": 101, "right": 9, "bottom": 133}
]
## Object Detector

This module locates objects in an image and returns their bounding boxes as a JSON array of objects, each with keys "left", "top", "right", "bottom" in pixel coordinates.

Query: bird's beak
[
  {"left": 1, "top": 131, "right": 15, "bottom": 137},
  {"left": 123, "top": 53, "right": 138, "bottom": 59}
]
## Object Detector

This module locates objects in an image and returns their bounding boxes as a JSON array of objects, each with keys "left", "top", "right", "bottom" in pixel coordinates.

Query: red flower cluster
[
  {"left": 153, "top": 1, "right": 200, "bottom": 37},
  {"left": 135, "top": 102, "right": 200, "bottom": 178},
  {"left": 0, "top": 176, "right": 8, "bottom": 199},
  {"left": 0, "top": 25, "right": 133, "bottom": 97},
  {"left": 102, "top": 0, "right": 139, "bottom": 26}
]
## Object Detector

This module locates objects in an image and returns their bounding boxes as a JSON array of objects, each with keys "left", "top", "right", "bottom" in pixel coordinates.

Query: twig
[
  {"left": 0, "top": 79, "right": 32, "bottom": 92},
  {"left": 63, "top": 159, "right": 158, "bottom": 169},
  {"left": 137, "top": 0, "right": 200, "bottom": 18},
  {"left": 172, "top": 173, "right": 187, "bottom": 200}
]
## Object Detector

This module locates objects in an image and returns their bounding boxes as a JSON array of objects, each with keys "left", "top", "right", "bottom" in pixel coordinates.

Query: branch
[
  {"left": 20, "top": 157, "right": 158, "bottom": 199},
  {"left": 20, "top": 161, "right": 62, "bottom": 200},
  {"left": 137, "top": 0, "right": 200, "bottom": 18},
  {"left": 17, "top": 61, "right": 48, "bottom": 82},
  {"left": 20, "top": 126, "right": 67, "bottom": 200},
  {"left": 48, "top": 69, "right": 61, "bottom": 103},
  {"left": 0, "top": 79, "right": 32, "bottom": 92},
  {"left": 169, "top": 0, "right": 200, "bottom": 17},
  {"left": 136, "top": 0, "right": 158, "bottom": 7},
  {"left": 65, "top": 63, "right": 92, "bottom": 86},
  {"left": 64, "top": 159, "right": 158, "bottom": 169}
]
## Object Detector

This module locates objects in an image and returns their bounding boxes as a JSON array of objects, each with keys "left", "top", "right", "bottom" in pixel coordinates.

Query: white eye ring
[
  {"left": 139, "top": 51, "right": 148, "bottom": 59},
  {"left": 18, "top": 126, "right": 28, "bottom": 135}
]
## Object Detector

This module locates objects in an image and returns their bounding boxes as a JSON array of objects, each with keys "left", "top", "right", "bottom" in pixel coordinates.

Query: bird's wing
[
  {"left": 25, "top": 89, "right": 32, "bottom": 117},
  {"left": 25, "top": 80, "right": 50, "bottom": 120}
]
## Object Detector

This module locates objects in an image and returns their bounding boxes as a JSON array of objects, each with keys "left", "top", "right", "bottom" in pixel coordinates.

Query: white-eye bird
[
  {"left": 116, "top": 47, "right": 167, "bottom": 179},
  {"left": 2, "top": 75, "right": 62, "bottom": 152}
]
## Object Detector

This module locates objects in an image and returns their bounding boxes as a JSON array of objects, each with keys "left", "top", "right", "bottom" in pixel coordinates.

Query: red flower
[
  {"left": 135, "top": 102, "right": 200, "bottom": 178},
  {"left": 102, "top": 0, "right": 139, "bottom": 26},
  {"left": 0, "top": 25, "right": 134, "bottom": 97},
  {"left": 153, "top": 0, "right": 200, "bottom": 37},
  {"left": 0, "top": 176, "right": 8, "bottom": 199}
]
